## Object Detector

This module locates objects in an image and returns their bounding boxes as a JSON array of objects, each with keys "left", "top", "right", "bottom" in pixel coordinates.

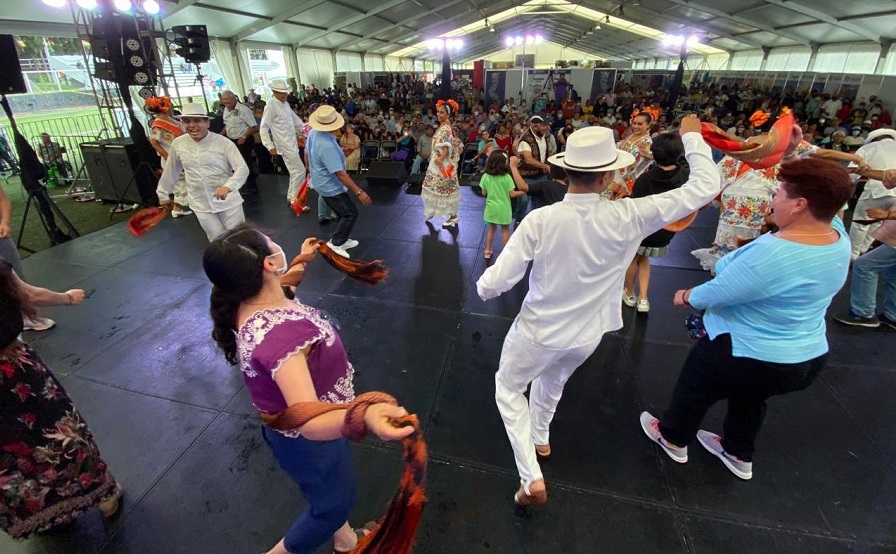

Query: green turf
[{"left": 3, "top": 175, "right": 130, "bottom": 257}]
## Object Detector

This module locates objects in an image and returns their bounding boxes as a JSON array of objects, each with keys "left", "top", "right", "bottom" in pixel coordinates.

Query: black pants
[
  {"left": 322, "top": 192, "right": 358, "bottom": 246},
  {"left": 231, "top": 138, "right": 257, "bottom": 188},
  {"left": 659, "top": 333, "right": 826, "bottom": 462}
]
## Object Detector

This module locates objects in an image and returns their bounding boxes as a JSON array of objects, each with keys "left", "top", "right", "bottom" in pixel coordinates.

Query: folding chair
[
  {"left": 379, "top": 140, "right": 397, "bottom": 160},
  {"left": 459, "top": 142, "right": 481, "bottom": 180},
  {"left": 360, "top": 140, "right": 380, "bottom": 173}
]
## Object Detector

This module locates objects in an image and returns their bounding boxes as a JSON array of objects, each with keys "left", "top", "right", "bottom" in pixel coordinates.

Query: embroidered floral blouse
[{"left": 237, "top": 300, "right": 355, "bottom": 435}]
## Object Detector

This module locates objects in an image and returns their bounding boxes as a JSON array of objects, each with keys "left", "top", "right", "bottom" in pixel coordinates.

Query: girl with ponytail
[{"left": 202, "top": 224, "right": 414, "bottom": 554}]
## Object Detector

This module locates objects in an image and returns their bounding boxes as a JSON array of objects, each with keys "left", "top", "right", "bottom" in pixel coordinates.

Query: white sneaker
[
  {"left": 640, "top": 411, "right": 688, "bottom": 463},
  {"left": 622, "top": 292, "right": 637, "bottom": 308},
  {"left": 341, "top": 239, "right": 359, "bottom": 250},
  {"left": 171, "top": 209, "right": 193, "bottom": 218},
  {"left": 697, "top": 430, "right": 753, "bottom": 480},
  {"left": 326, "top": 241, "right": 351, "bottom": 259},
  {"left": 23, "top": 316, "right": 56, "bottom": 331},
  {"left": 637, "top": 299, "right": 650, "bottom": 313}
]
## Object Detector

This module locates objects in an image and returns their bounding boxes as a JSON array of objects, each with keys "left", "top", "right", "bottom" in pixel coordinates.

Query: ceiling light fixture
[
  {"left": 42, "top": 0, "right": 67, "bottom": 7},
  {"left": 142, "top": 0, "right": 160, "bottom": 14}
]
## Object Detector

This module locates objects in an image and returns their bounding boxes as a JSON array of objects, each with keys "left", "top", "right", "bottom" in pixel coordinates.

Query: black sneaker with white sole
[
  {"left": 833, "top": 311, "right": 880, "bottom": 328},
  {"left": 878, "top": 313, "right": 896, "bottom": 330}
]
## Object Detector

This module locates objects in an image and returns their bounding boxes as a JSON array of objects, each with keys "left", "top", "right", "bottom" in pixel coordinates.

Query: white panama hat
[
  {"left": 176, "top": 102, "right": 210, "bottom": 119},
  {"left": 866, "top": 128, "right": 896, "bottom": 142},
  {"left": 548, "top": 126, "right": 635, "bottom": 172},
  {"left": 268, "top": 78, "right": 290, "bottom": 92},
  {"left": 309, "top": 105, "right": 345, "bottom": 132}
]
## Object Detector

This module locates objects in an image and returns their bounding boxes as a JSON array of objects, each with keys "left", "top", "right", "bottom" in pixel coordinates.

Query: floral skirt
[
  {"left": 0, "top": 342, "right": 119, "bottom": 540},
  {"left": 421, "top": 175, "right": 461, "bottom": 219}
]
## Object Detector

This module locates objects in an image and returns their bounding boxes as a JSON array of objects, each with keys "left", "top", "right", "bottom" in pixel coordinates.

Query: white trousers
[
  {"left": 850, "top": 195, "right": 896, "bottom": 259},
  {"left": 194, "top": 205, "right": 245, "bottom": 241},
  {"left": 281, "top": 148, "right": 306, "bottom": 202},
  {"left": 494, "top": 321, "right": 600, "bottom": 486}
]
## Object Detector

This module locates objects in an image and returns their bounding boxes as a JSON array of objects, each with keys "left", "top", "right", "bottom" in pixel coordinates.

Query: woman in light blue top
[{"left": 640, "top": 158, "right": 854, "bottom": 481}]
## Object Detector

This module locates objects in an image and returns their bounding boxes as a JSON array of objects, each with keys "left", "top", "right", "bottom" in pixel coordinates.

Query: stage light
[
  {"left": 113, "top": 0, "right": 131, "bottom": 10},
  {"left": 514, "top": 36, "right": 523, "bottom": 46},
  {"left": 76, "top": 0, "right": 98, "bottom": 8},
  {"left": 142, "top": 0, "right": 160, "bottom": 14},
  {"left": 454, "top": 39, "right": 463, "bottom": 49},
  {"left": 525, "top": 35, "right": 534, "bottom": 45},
  {"left": 505, "top": 37, "right": 514, "bottom": 47},
  {"left": 686, "top": 34, "right": 700, "bottom": 46},
  {"left": 535, "top": 34, "right": 544, "bottom": 44},
  {"left": 42, "top": 0, "right": 68, "bottom": 7}
]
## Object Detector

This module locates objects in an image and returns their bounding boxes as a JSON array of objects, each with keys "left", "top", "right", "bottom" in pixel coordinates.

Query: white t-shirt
[{"left": 516, "top": 132, "right": 547, "bottom": 163}]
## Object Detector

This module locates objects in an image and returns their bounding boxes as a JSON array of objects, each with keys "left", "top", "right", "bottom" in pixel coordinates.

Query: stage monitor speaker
[
  {"left": 0, "top": 35, "right": 27, "bottom": 94},
  {"left": 80, "top": 138, "right": 157, "bottom": 205},
  {"left": 365, "top": 161, "right": 406, "bottom": 187},
  {"left": 171, "top": 25, "right": 210, "bottom": 64}
]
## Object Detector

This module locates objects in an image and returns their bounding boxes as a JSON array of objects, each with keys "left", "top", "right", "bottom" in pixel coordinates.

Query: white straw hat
[
  {"left": 548, "top": 127, "right": 635, "bottom": 172},
  {"left": 866, "top": 128, "right": 896, "bottom": 142},
  {"left": 268, "top": 78, "right": 290, "bottom": 92},
  {"left": 309, "top": 105, "right": 345, "bottom": 132},
  {"left": 176, "top": 103, "right": 210, "bottom": 119}
]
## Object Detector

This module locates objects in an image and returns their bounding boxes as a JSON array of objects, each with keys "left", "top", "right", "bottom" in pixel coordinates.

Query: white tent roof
[{"left": 1, "top": 0, "right": 893, "bottom": 61}]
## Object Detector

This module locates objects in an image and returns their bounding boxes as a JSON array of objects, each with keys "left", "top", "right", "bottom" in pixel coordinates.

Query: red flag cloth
[
  {"left": 127, "top": 206, "right": 170, "bottom": 237},
  {"left": 700, "top": 110, "right": 794, "bottom": 170},
  {"left": 291, "top": 175, "right": 310, "bottom": 216}
]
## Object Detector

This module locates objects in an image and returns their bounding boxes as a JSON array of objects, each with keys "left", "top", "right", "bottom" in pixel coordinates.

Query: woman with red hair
[
  {"left": 147, "top": 97, "right": 192, "bottom": 218},
  {"left": 642, "top": 158, "right": 854, "bottom": 481},
  {"left": 421, "top": 99, "right": 463, "bottom": 227}
]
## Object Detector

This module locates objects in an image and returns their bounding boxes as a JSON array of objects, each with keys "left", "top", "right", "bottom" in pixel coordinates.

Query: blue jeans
[
  {"left": 318, "top": 194, "right": 334, "bottom": 220},
  {"left": 262, "top": 427, "right": 357, "bottom": 554},
  {"left": 849, "top": 243, "right": 896, "bottom": 319},
  {"left": 411, "top": 155, "right": 428, "bottom": 175}
]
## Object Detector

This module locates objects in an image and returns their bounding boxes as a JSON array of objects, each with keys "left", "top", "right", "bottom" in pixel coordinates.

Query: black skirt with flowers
[{"left": 0, "top": 341, "right": 118, "bottom": 540}]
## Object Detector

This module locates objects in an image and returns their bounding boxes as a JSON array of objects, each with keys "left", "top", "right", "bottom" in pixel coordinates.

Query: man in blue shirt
[{"left": 307, "top": 106, "right": 372, "bottom": 258}]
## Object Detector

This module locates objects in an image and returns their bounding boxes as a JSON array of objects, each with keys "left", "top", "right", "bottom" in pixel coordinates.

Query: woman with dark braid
[{"left": 202, "top": 224, "right": 412, "bottom": 554}]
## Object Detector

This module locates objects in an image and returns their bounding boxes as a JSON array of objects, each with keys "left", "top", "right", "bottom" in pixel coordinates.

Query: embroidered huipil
[
  {"left": 237, "top": 300, "right": 355, "bottom": 437},
  {"left": 156, "top": 132, "right": 248, "bottom": 213}
]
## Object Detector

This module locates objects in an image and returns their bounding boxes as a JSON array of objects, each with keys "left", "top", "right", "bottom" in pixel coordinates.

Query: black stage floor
[{"left": 3, "top": 175, "right": 895, "bottom": 554}]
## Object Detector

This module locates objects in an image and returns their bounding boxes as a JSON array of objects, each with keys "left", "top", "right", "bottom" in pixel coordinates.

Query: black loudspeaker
[
  {"left": 171, "top": 25, "right": 210, "bottom": 64},
  {"left": 80, "top": 138, "right": 157, "bottom": 205},
  {"left": 0, "top": 35, "right": 27, "bottom": 94},
  {"left": 365, "top": 161, "right": 406, "bottom": 186}
]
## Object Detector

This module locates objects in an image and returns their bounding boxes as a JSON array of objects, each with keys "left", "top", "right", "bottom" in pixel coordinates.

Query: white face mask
[{"left": 267, "top": 249, "right": 287, "bottom": 276}]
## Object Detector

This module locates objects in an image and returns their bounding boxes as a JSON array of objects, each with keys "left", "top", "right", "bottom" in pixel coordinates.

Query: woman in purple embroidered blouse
[{"left": 203, "top": 225, "right": 412, "bottom": 554}]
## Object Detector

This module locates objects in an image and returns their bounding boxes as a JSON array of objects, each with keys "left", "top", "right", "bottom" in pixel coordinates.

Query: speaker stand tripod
[{"left": 16, "top": 184, "right": 80, "bottom": 254}]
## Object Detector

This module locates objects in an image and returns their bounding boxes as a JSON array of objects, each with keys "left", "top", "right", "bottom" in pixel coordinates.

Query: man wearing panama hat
[
  {"left": 476, "top": 115, "right": 721, "bottom": 508},
  {"left": 260, "top": 78, "right": 306, "bottom": 205},
  {"left": 157, "top": 103, "right": 249, "bottom": 241},
  {"left": 307, "top": 105, "right": 371, "bottom": 258}
]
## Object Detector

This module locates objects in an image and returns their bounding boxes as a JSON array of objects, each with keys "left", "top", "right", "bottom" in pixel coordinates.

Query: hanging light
[
  {"left": 514, "top": 36, "right": 523, "bottom": 46},
  {"left": 42, "top": 0, "right": 67, "bottom": 7},
  {"left": 142, "top": 0, "right": 160, "bottom": 14},
  {"left": 113, "top": 0, "right": 132, "bottom": 11},
  {"left": 76, "top": 0, "right": 98, "bottom": 9},
  {"left": 504, "top": 37, "right": 515, "bottom": 47},
  {"left": 534, "top": 34, "right": 544, "bottom": 44},
  {"left": 525, "top": 35, "right": 535, "bottom": 45},
  {"left": 686, "top": 34, "right": 701, "bottom": 47}
]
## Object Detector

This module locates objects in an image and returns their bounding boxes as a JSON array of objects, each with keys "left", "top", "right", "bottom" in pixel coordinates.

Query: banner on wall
[
  {"left": 485, "top": 70, "right": 506, "bottom": 109},
  {"left": 525, "top": 70, "right": 551, "bottom": 104},
  {"left": 589, "top": 69, "right": 617, "bottom": 102}
]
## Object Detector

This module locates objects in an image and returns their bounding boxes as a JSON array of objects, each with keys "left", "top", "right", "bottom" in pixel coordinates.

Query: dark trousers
[
  {"left": 262, "top": 427, "right": 356, "bottom": 553},
  {"left": 322, "top": 192, "right": 358, "bottom": 246},
  {"left": 659, "top": 333, "right": 826, "bottom": 462},
  {"left": 231, "top": 138, "right": 257, "bottom": 188}
]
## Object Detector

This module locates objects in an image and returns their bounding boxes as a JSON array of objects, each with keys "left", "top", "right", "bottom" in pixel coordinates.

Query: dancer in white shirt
[
  {"left": 476, "top": 116, "right": 721, "bottom": 507},
  {"left": 260, "top": 78, "right": 306, "bottom": 204},
  {"left": 157, "top": 103, "right": 249, "bottom": 241}
]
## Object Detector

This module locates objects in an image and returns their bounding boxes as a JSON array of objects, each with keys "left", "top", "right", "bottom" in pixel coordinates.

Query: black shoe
[
  {"left": 833, "top": 310, "right": 880, "bottom": 328},
  {"left": 878, "top": 313, "right": 896, "bottom": 330},
  {"left": 318, "top": 217, "right": 332, "bottom": 225}
]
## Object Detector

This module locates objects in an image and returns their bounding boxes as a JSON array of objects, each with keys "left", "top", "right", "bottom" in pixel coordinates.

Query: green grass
[{"left": 3, "top": 175, "right": 130, "bottom": 257}]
